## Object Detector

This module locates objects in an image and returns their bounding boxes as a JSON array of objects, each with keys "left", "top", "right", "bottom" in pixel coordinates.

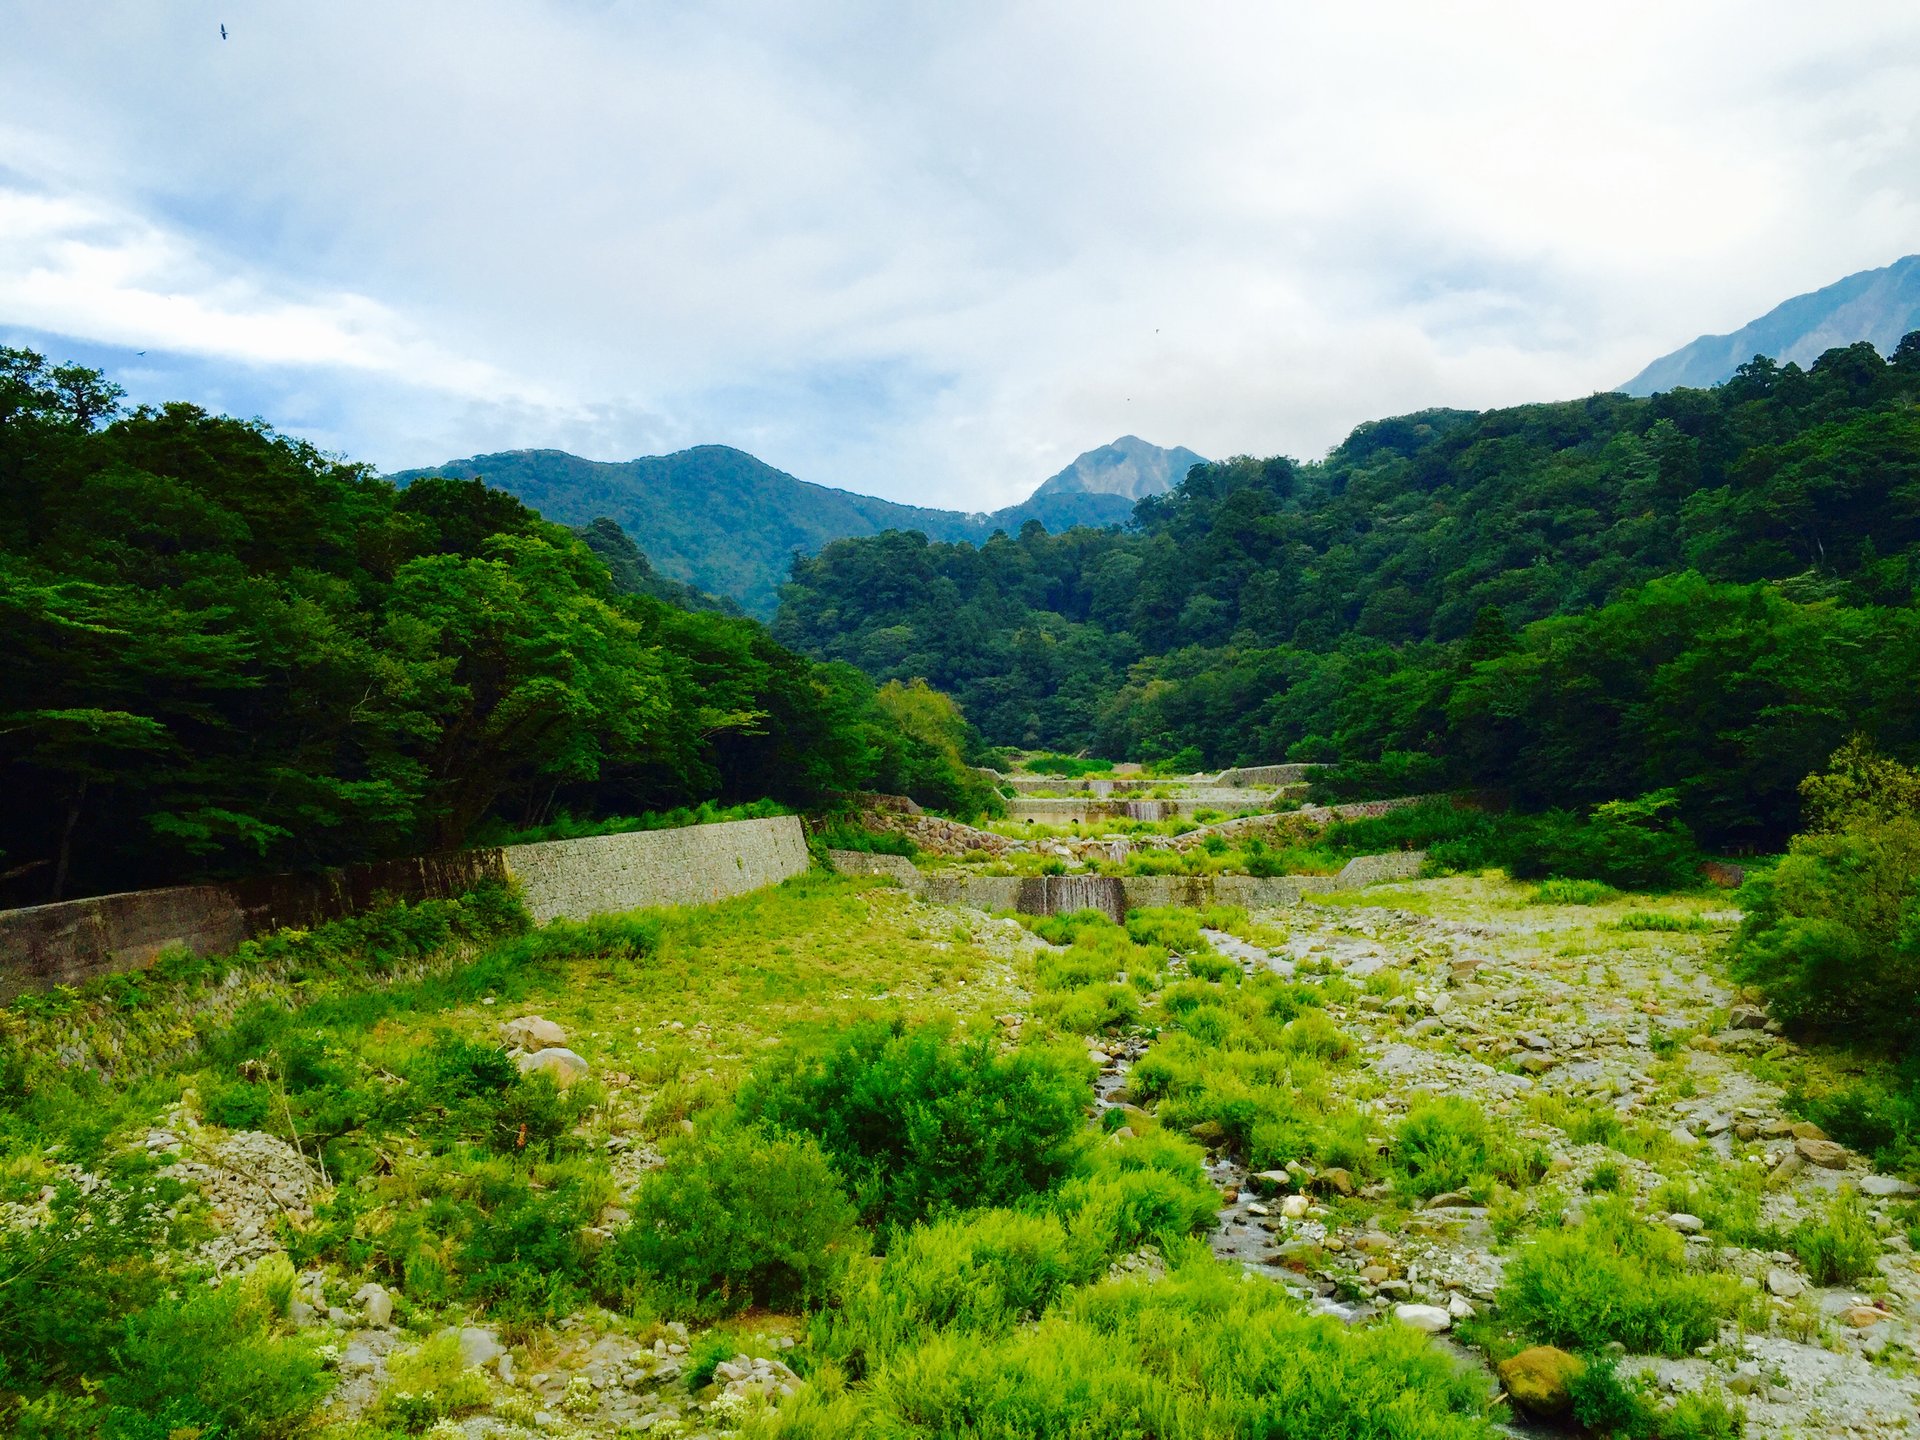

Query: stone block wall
[
  {"left": 1, "top": 817, "right": 809, "bottom": 999},
  {"left": 503, "top": 816, "right": 809, "bottom": 925}
]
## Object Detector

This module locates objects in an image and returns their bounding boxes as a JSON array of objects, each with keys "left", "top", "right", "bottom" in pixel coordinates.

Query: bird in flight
[{"left": 220, "top": 24, "right": 228, "bottom": 39}]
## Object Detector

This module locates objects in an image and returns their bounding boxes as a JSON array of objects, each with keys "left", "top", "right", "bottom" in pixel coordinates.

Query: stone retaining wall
[
  {"left": 1, "top": 817, "right": 809, "bottom": 1000},
  {"left": 502, "top": 816, "right": 809, "bottom": 925}
]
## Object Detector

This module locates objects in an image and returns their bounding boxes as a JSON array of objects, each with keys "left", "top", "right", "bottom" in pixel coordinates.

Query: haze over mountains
[
  {"left": 395, "top": 437, "right": 1203, "bottom": 617},
  {"left": 1623, "top": 253, "right": 1920, "bottom": 394}
]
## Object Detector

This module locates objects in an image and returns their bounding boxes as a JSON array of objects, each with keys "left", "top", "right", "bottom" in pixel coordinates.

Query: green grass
[{"left": 1498, "top": 1197, "right": 1743, "bottom": 1355}]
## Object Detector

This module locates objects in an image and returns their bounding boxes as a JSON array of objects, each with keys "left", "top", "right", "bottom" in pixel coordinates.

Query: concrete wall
[
  {"left": 1, "top": 816, "right": 809, "bottom": 999},
  {"left": 0, "top": 850, "right": 510, "bottom": 1002},
  {"left": 503, "top": 816, "right": 809, "bottom": 925},
  {"left": 1211, "top": 763, "right": 1319, "bottom": 787},
  {"left": 912, "top": 857, "right": 1418, "bottom": 919}
]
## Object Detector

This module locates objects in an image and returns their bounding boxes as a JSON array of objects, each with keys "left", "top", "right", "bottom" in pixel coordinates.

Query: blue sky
[{"left": 4, "top": 1, "right": 1918, "bottom": 509}]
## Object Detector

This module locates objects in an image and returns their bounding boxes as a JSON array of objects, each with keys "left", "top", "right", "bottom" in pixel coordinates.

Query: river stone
[
  {"left": 1498, "top": 1346, "right": 1584, "bottom": 1421},
  {"left": 1860, "top": 1174, "right": 1919, "bottom": 1197},
  {"left": 500, "top": 1015, "right": 568, "bottom": 1050},
  {"left": 1766, "top": 1267, "right": 1805, "bottom": 1298},
  {"left": 1795, "top": 1136, "right": 1849, "bottom": 1169},
  {"left": 1393, "top": 1303, "right": 1452, "bottom": 1333},
  {"left": 1664, "top": 1213, "right": 1705, "bottom": 1234},
  {"left": 353, "top": 1281, "right": 393, "bottom": 1328},
  {"left": 1281, "top": 1194, "right": 1310, "bottom": 1219},
  {"left": 518, "top": 1047, "right": 589, "bottom": 1088},
  {"left": 448, "top": 1325, "right": 504, "bottom": 1367},
  {"left": 1839, "top": 1305, "right": 1888, "bottom": 1328},
  {"left": 1250, "top": 1169, "right": 1293, "bottom": 1193},
  {"left": 1425, "top": 1190, "right": 1475, "bottom": 1209}
]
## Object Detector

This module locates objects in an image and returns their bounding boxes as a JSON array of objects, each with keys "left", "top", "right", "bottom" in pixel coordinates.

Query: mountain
[
  {"left": 392, "top": 441, "right": 1181, "bottom": 617},
  {"left": 1624, "top": 254, "right": 1920, "bottom": 394},
  {"left": 1031, "top": 435, "right": 1207, "bottom": 501}
]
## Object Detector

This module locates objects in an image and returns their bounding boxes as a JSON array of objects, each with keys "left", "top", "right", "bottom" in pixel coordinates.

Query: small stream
[{"left": 1089, "top": 927, "right": 1543, "bottom": 1434}]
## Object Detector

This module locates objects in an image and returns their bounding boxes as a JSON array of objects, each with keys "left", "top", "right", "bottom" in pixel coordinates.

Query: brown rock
[
  {"left": 1790, "top": 1121, "right": 1829, "bottom": 1142},
  {"left": 1188, "top": 1120, "right": 1228, "bottom": 1149},
  {"left": 1316, "top": 1167, "right": 1354, "bottom": 1197},
  {"left": 1795, "top": 1136, "right": 1849, "bottom": 1169},
  {"left": 1839, "top": 1305, "right": 1889, "bottom": 1328}
]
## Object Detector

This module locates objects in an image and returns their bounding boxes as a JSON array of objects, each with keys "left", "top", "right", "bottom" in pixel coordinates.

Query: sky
[{"left": 4, "top": 2, "right": 1919, "bottom": 511}]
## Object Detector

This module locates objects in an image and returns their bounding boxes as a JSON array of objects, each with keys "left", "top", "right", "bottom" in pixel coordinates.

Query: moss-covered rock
[{"left": 1498, "top": 1345, "right": 1585, "bottom": 1421}]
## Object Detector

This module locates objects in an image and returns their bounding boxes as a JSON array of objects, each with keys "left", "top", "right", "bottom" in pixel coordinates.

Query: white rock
[
  {"left": 500, "top": 1015, "right": 569, "bottom": 1050},
  {"left": 353, "top": 1281, "right": 393, "bottom": 1328},
  {"left": 447, "top": 1325, "right": 504, "bottom": 1369},
  {"left": 517, "top": 1047, "right": 589, "bottom": 1088},
  {"left": 1859, "top": 1174, "right": 1919, "bottom": 1198},
  {"left": 1281, "top": 1194, "right": 1311, "bottom": 1219},
  {"left": 1766, "top": 1267, "right": 1805, "bottom": 1298},
  {"left": 1664, "top": 1213, "right": 1705, "bottom": 1234},
  {"left": 1393, "top": 1303, "right": 1453, "bottom": 1333}
]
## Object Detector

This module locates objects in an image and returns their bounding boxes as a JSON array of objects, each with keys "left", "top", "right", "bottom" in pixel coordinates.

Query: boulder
[
  {"left": 445, "top": 1325, "right": 504, "bottom": 1368},
  {"left": 1859, "top": 1174, "right": 1920, "bottom": 1198},
  {"left": 1250, "top": 1169, "right": 1293, "bottom": 1193},
  {"left": 353, "top": 1281, "right": 393, "bottom": 1328},
  {"left": 1316, "top": 1167, "right": 1354, "bottom": 1196},
  {"left": 1839, "top": 1305, "right": 1889, "bottom": 1328},
  {"left": 1498, "top": 1346, "right": 1584, "bottom": 1421},
  {"left": 1766, "top": 1267, "right": 1805, "bottom": 1298},
  {"left": 517, "top": 1047, "right": 589, "bottom": 1089},
  {"left": 1728, "top": 1005, "right": 1769, "bottom": 1030},
  {"left": 1280, "top": 1194, "right": 1310, "bottom": 1219},
  {"left": 1795, "top": 1136, "right": 1849, "bottom": 1169},
  {"left": 1393, "top": 1303, "right": 1452, "bottom": 1333},
  {"left": 1664, "top": 1212, "right": 1705, "bottom": 1235},
  {"left": 1188, "top": 1120, "right": 1228, "bottom": 1149},
  {"left": 500, "top": 1015, "right": 568, "bottom": 1050},
  {"left": 1425, "top": 1190, "right": 1475, "bottom": 1209}
]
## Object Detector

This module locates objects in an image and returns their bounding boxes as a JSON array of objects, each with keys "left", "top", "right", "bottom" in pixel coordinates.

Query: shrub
[
  {"left": 1393, "top": 1098, "right": 1500, "bottom": 1199},
  {"left": 1504, "top": 793, "right": 1704, "bottom": 892},
  {"left": 613, "top": 1124, "right": 862, "bottom": 1317},
  {"left": 1533, "top": 877, "right": 1617, "bottom": 906},
  {"left": 1043, "top": 984, "right": 1140, "bottom": 1035},
  {"left": 794, "top": 1258, "right": 1492, "bottom": 1439},
  {"left": 1499, "top": 1197, "right": 1739, "bottom": 1355},
  {"left": 1732, "top": 815, "right": 1920, "bottom": 1045},
  {"left": 106, "top": 1280, "right": 329, "bottom": 1440},
  {"left": 1049, "top": 1131, "right": 1219, "bottom": 1258},
  {"left": 837, "top": 1209, "right": 1080, "bottom": 1362},
  {"left": 375, "top": 1330, "right": 491, "bottom": 1432},
  {"left": 1793, "top": 1188, "right": 1881, "bottom": 1286},
  {"left": 737, "top": 1021, "right": 1091, "bottom": 1227}
]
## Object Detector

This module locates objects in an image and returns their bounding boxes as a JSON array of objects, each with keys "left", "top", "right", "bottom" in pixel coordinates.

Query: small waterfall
[
  {"left": 1122, "top": 800, "right": 1172, "bottom": 821},
  {"left": 1015, "top": 874, "right": 1127, "bottom": 921}
]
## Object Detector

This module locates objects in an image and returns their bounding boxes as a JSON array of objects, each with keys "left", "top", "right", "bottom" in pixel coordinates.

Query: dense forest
[
  {"left": 0, "top": 350, "right": 992, "bottom": 906},
  {"left": 776, "top": 337, "right": 1920, "bottom": 849}
]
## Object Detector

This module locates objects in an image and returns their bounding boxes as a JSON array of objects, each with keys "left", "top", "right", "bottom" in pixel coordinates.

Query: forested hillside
[
  {"left": 777, "top": 337, "right": 1920, "bottom": 848},
  {"left": 0, "top": 351, "right": 990, "bottom": 906},
  {"left": 395, "top": 445, "right": 1139, "bottom": 617}
]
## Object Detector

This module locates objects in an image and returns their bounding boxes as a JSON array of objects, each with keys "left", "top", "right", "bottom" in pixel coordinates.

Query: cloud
[{"left": 2, "top": 1, "right": 1918, "bottom": 507}]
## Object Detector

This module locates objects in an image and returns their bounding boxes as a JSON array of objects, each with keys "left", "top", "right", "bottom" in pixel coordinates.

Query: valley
[{"left": 8, "top": 817, "right": 1919, "bottom": 1438}]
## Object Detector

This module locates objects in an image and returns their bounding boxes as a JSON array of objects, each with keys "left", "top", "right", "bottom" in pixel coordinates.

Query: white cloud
[{"left": 2, "top": 1, "right": 1918, "bottom": 505}]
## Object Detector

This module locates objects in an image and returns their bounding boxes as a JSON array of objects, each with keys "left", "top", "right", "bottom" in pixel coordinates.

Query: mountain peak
[
  {"left": 1030, "top": 437, "right": 1207, "bottom": 501},
  {"left": 1624, "top": 254, "right": 1920, "bottom": 395}
]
